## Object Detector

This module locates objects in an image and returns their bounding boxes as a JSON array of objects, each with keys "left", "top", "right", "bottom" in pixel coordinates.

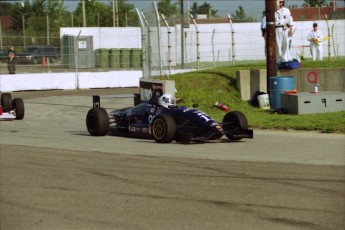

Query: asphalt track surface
[{"left": 1, "top": 88, "right": 345, "bottom": 230}]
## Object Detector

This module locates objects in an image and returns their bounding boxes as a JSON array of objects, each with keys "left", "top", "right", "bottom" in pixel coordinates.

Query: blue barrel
[{"left": 269, "top": 76, "right": 295, "bottom": 111}]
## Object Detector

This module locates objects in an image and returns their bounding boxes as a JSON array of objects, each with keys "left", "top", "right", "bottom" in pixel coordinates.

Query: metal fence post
[
  {"left": 212, "top": 29, "right": 215, "bottom": 67},
  {"left": 141, "top": 12, "right": 152, "bottom": 78},
  {"left": 191, "top": 14, "right": 200, "bottom": 70},
  {"left": 153, "top": 1, "right": 164, "bottom": 79},
  {"left": 136, "top": 8, "right": 147, "bottom": 77},
  {"left": 162, "top": 14, "right": 172, "bottom": 75},
  {"left": 227, "top": 14, "right": 235, "bottom": 65}
]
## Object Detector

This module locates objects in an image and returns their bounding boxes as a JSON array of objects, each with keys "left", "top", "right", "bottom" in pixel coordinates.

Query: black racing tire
[
  {"left": 222, "top": 111, "right": 248, "bottom": 141},
  {"left": 86, "top": 108, "right": 109, "bottom": 136},
  {"left": 1, "top": 93, "right": 12, "bottom": 112},
  {"left": 12, "top": 98, "right": 25, "bottom": 120},
  {"left": 151, "top": 114, "right": 176, "bottom": 143}
]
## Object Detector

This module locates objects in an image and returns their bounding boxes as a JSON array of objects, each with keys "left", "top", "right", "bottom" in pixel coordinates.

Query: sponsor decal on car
[
  {"left": 148, "top": 114, "right": 156, "bottom": 123},
  {"left": 194, "top": 111, "right": 212, "bottom": 122},
  {"left": 141, "top": 127, "right": 149, "bottom": 133},
  {"left": 183, "top": 108, "right": 193, "bottom": 112}
]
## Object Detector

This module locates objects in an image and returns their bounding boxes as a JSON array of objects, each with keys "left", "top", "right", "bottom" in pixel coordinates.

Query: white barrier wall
[
  {"left": 0, "top": 73, "right": 77, "bottom": 92},
  {"left": 61, "top": 19, "right": 345, "bottom": 62},
  {"left": 0, "top": 71, "right": 142, "bottom": 92},
  {"left": 0, "top": 70, "right": 194, "bottom": 92},
  {"left": 77, "top": 71, "right": 142, "bottom": 89}
]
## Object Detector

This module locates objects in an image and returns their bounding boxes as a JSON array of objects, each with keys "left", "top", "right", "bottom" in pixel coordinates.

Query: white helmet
[{"left": 158, "top": 93, "right": 176, "bottom": 108}]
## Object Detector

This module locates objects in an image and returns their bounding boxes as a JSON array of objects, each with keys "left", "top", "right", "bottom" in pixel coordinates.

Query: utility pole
[
  {"left": 22, "top": 16, "right": 26, "bottom": 48},
  {"left": 112, "top": 0, "right": 116, "bottom": 27},
  {"left": 180, "top": 0, "right": 185, "bottom": 68},
  {"left": 0, "top": 19, "right": 3, "bottom": 49},
  {"left": 116, "top": 0, "right": 119, "bottom": 27},
  {"left": 82, "top": 0, "right": 86, "bottom": 27},
  {"left": 112, "top": 0, "right": 119, "bottom": 27},
  {"left": 46, "top": 15, "right": 49, "bottom": 45},
  {"left": 265, "top": 0, "right": 277, "bottom": 92}
]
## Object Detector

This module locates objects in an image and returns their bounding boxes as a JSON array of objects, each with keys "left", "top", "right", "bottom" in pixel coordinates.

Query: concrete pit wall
[{"left": 237, "top": 68, "right": 345, "bottom": 101}]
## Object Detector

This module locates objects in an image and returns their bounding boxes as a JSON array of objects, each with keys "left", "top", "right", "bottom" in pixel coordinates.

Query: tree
[
  {"left": 189, "top": 1, "right": 218, "bottom": 18},
  {"left": 158, "top": 0, "right": 178, "bottom": 21},
  {"left": 8, "top": 0, "right": 67, "bottom": 46},
  {"left": 0, "top": 2, "right": 12, "bottom": 15},
  {"left": 74, "top": 0, "right": 111, "bottom": 27},
  {"left": 304, "top": 0, "right": 327, "bottom": 7},
  {"left": 190, "top": 2, "right": 199, "bottom": 18},
  {"left": 117, "top": 0, "right": 137, "bottom": 27},
  {"left": 231, "top": 5, "right": 257, "bottom": 22},
  {"left": 3, "top": 0, "right": 139, "bottom": 48},
  {"left": 73, "top": 0, "right": 137, "bottom": 27},
  {"left": 198, "top": 2, "right": 218, "bottom": 17}
]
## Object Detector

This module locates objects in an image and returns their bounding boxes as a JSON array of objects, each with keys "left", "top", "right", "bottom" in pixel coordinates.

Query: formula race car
[
  {"left": 0, "top": 93, "right": 25, "bottom": 120},
  {"left": 86, "top": 90, "right": 253, "bottom": 143}
]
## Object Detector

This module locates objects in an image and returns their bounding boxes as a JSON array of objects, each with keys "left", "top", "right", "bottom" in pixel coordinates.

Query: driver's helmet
[{"left": 158, "top": 93, "right": 176, "bottom": 108}]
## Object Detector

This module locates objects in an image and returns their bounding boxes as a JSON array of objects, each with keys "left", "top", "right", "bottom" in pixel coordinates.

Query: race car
[
  {"left": 0, "top": 93, "right": 25, "bottom": 120},
  {"left": 86, "top": 90, "right": 253, "bottom": 143}
]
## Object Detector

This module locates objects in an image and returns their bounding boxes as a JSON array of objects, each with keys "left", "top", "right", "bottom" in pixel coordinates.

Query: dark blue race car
[{"left": 86, "top": 90, "right": 253, "bottom": 143}]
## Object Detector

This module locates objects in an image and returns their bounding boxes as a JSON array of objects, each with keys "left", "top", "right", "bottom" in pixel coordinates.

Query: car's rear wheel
[
  {"left": 151, "top": 114, "right": 176, "bottom": 143},
  {"left": 1, "top": 93, "right": 12, "bottom": 112},
  {"left": 12, "top": 98, "right": 25, "bottom": 120},
  {"left": 86, "top": 108, "right": 109, "bottom": 136},
  {"left": 223, "top": 111, "right": 248, "bottom": 141}
]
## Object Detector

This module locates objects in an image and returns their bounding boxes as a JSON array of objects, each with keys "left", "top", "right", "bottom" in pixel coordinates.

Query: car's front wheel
[
  {"left": 1, "top": 93, "right": 12, "bottom": 112},
  {"left": 151, "top": 114, "right": 176, "bottom": 143},
  {"left": 12, "top": 98, "right": 25, "bottom": 120},
  {"left": 222, "top": 111, "right": 248, "bottom": 141},
  {"left": 86, "top": 108, "right": 109, "bottom": 136}
]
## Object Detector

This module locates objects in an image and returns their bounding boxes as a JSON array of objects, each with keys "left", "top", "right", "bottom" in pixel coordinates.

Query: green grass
[{"left": 169, "top": 59, "right": 345, "bottom": 133}]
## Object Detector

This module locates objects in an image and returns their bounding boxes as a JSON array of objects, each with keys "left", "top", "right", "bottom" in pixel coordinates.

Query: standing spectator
[
  {"left": 7, "top": 46, "right": 16, "bottom": 74},
  {"left": 275, "top": 0, "right": 293, "bottom": 63},
  {"left": 261, "top": 11, "right": 267, "bottom": 57},
  {"left": 288, "top": 16, "right": 294, "bottom": 50},
  {"left": 307, "top": 22, "right": 324, "bottom": 61}
]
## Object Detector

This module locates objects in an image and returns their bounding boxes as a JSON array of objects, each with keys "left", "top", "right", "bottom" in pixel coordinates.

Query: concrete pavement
[{"left": 1, "top": 89, "right": 344, "bottom": 230}]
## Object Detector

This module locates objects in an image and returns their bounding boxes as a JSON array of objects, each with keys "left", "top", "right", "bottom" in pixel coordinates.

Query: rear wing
[{"left": 92, "top": 94, "right": 140, "bottom": 108}]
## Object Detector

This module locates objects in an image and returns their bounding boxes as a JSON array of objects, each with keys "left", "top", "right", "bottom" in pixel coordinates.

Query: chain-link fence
[
  {"left": 1, "top": 4, "right": 344, "bottom": 75},
  {"left": 136, "top": 2, "right": 345, "bottom": 79}
]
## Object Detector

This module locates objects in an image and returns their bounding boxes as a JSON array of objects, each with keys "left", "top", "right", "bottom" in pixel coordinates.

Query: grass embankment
[{"left": 170, "top": 59, "right": 345, "bottom": 133}]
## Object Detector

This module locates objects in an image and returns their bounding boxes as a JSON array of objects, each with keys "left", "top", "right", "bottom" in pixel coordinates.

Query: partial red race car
[{"left": 0, "top": 93, "right": 25, "bottom": 120}]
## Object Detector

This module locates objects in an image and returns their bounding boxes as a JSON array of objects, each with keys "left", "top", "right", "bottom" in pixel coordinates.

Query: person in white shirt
[
  {"left": 307, "top": 22, "right": 324, "bottom": 61},
  {"left": 261, "top": 11, "right": 267, "bottom": 57},
  {"left": 275, "top": 0, "right": 293, "bottom": 63}
]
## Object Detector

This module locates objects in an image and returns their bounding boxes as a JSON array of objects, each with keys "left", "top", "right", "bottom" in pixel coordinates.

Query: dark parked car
[{"left": 18, "top": 45, "right": 60, "bottom": 64}]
